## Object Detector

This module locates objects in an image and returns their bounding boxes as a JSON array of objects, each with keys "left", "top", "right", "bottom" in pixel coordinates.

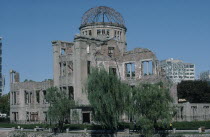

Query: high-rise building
[
  {"left": 160, "top": 58, "right": 195, "bottom": 83},
  {"left": 0, "top": 37, "right": 2, "bottom": 96}
]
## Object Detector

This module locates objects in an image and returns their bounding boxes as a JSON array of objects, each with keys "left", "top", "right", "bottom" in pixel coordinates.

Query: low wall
[{"left": 7, "top": 131, "right": 210, "bottom": 137}]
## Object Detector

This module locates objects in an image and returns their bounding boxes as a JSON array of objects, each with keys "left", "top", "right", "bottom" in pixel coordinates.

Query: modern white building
[{"left": 160, "top": 58, "right": 195, "bottom": 83}]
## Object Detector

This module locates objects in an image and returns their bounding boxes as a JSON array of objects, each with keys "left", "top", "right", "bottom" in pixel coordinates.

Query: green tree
[
  {"left": 131, "top": 83, "right": 174, "bottom": 134},
  {"left": 0, "top": 93, "right": 10, "bottom": 115},
  {"left": 177, "top": 80, "right": 210, "bottom": 103},
  {"left": 86, "top": 67, "right": 131, "bottom": 130},
  {"left": 46, "top": 87, "right": 75, "bottom": 129}
]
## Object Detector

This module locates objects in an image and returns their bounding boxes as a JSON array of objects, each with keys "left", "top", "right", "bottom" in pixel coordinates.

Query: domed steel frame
[{"left": 81, "top": 6, "right": 125, "bottom": 26}]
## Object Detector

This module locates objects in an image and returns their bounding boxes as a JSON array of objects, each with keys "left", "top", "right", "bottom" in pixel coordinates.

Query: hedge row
[{"left": 173, "top": 121, "right": 210, "bottom": 130}]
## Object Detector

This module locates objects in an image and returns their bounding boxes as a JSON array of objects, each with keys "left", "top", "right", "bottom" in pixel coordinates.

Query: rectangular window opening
[
  {"left": 68, "top": 86, "right": 74, "bottom": 100},
  {"left": 108, "top": 47, "right": 114, "bottom": 57},
  {"left": 125, "top": 63, "right": 135, "bottom": 79},
  {"left": 87, "top": 61, "right": 91, "bottom": 75},
  {"left": 61, "top": 48, "right": 65, "bottom": 55},
  {"left": 143, "top": 61, "right": 153, "bottom": 75},
  {"left": 36, "top": 90, "right": 40, "bottom": 103},
  {"left": 109, "top": 67, "right": 117, "bottom": 75},
  {"left": 89, "top": 30, "right": 92, "bottom": 36}
]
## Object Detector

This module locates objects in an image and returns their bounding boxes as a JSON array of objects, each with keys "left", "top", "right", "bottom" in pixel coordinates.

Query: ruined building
[
  {"left": 52, "top": 6, "right": 173, "bottom": 123},
  {"left": 10, "top": 6, "right": 209, "bottom": 123},
  {"left": 10, "top": 70, "right": 53, "bottom": 123}
]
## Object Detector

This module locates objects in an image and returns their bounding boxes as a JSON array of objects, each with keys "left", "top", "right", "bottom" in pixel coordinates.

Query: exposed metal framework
[{"left": 81, "top": 6, "right": 125, "bottom": 26}]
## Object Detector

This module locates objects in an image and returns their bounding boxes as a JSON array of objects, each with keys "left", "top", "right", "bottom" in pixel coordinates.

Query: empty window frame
[
  {"left": 68, "top": 86, "right": 74, "bottom": 100},
  {"left": 36, "top": 90, "right": 40, "bottom": 103},
  {"left": 29, "top": 92, "right": 32, "bottom": 104},
  {"left": 26, "top": 112, "right": 29, "bottom": 121},
  {"left": 43, "top": 90, "right": 47, "bottom": 103},
  {"left": 87, "top": 61, "right": 91, "bottom": 75},
  {"left": 67, "top": 61, "right": 73, "bottom": 75},
  {"left": 12, "top": 112, "right": 18, "bottom": 122},
  {"left": 125, "top": 63, "right": 135, "bottom": 78},
  {"left": 203, "top": 106, "right": 209, "bottom": 120},
  {"left": 30, "top": 112, "right": 38, "bottom": 121},
  {"left": 102, "top": 29, "right": 105, "bottom": 35},
  {"left": 62, "top": 62, "right": 66, "bottom": 76},
  {"left": 109, "top": 67, "right": 117, "bottom": 75},
  {"left": 14, "top": 92, "right": 16, "bottom": 104},
  {"left": 142, "top": 61, "right": 153, "bottom": 75},
  {"left": 107, "top": 29, "right": 110, "bottom": 36},
  {"left": 61, "top": 48, "right": 65, "bottom": 55},
  {"left": 25, "top": 91, "right": 29, "bottom": 104},
  {"left": 114, "top": 30, "right": 117, "bottom": 38},
  {"left": 191, "top": 106, "right": 197, "bottom": 120},
  {"left": 108, "top": 47, "right": 114, "bottom": 57},
  {"left": 88, "top": 30, "right": 92, "bottom": 36},
  {"left": 97, "top": 29, "right": 101, "bottom": 35},
  {"left": 43, "top": 111, "right": 47, "bottom": 122}
]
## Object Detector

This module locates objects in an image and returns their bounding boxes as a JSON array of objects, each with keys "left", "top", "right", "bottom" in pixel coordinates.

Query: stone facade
[
  {"left": 10, "top": 70, "right": 53, "bottom": 123},
  {"left": 175, "top": 102, "right": 210, "bottom": 121}
]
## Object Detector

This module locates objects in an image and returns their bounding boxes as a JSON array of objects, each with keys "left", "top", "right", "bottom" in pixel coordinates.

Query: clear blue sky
[{"left": 1, "top": 0, "right": 210, "bottom": 94}]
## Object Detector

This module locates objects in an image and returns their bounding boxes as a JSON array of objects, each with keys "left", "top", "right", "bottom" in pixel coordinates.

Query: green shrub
[{"left": 173, "top": 121, "right": 210, "bottom": 130}]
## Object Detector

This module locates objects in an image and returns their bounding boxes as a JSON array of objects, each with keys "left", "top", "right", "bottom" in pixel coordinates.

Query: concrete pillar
[{"left": 52, "top": 41, "right": 60, "bottom": 87}]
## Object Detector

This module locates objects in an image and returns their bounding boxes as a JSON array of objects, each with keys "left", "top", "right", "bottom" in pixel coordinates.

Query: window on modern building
[
  {"left": 109, "top": 67, "right": 117, "bottom": 75},
  {"left": 108, "top": 47, "right": 114, "bottom": 57},
  {"left": 85, "top": 31, "right": 87, "bottom": 35},
  {"left": 190, "top": 65, "right": 194, "bottom": 68},
  {"left": 87, "top": 61, "right": 91, "bottom": 75}
]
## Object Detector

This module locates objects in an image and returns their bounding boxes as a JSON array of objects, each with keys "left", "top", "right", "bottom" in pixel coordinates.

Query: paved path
[{"left": 0, "top": 128, "right": 12, "bottom": 137}]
